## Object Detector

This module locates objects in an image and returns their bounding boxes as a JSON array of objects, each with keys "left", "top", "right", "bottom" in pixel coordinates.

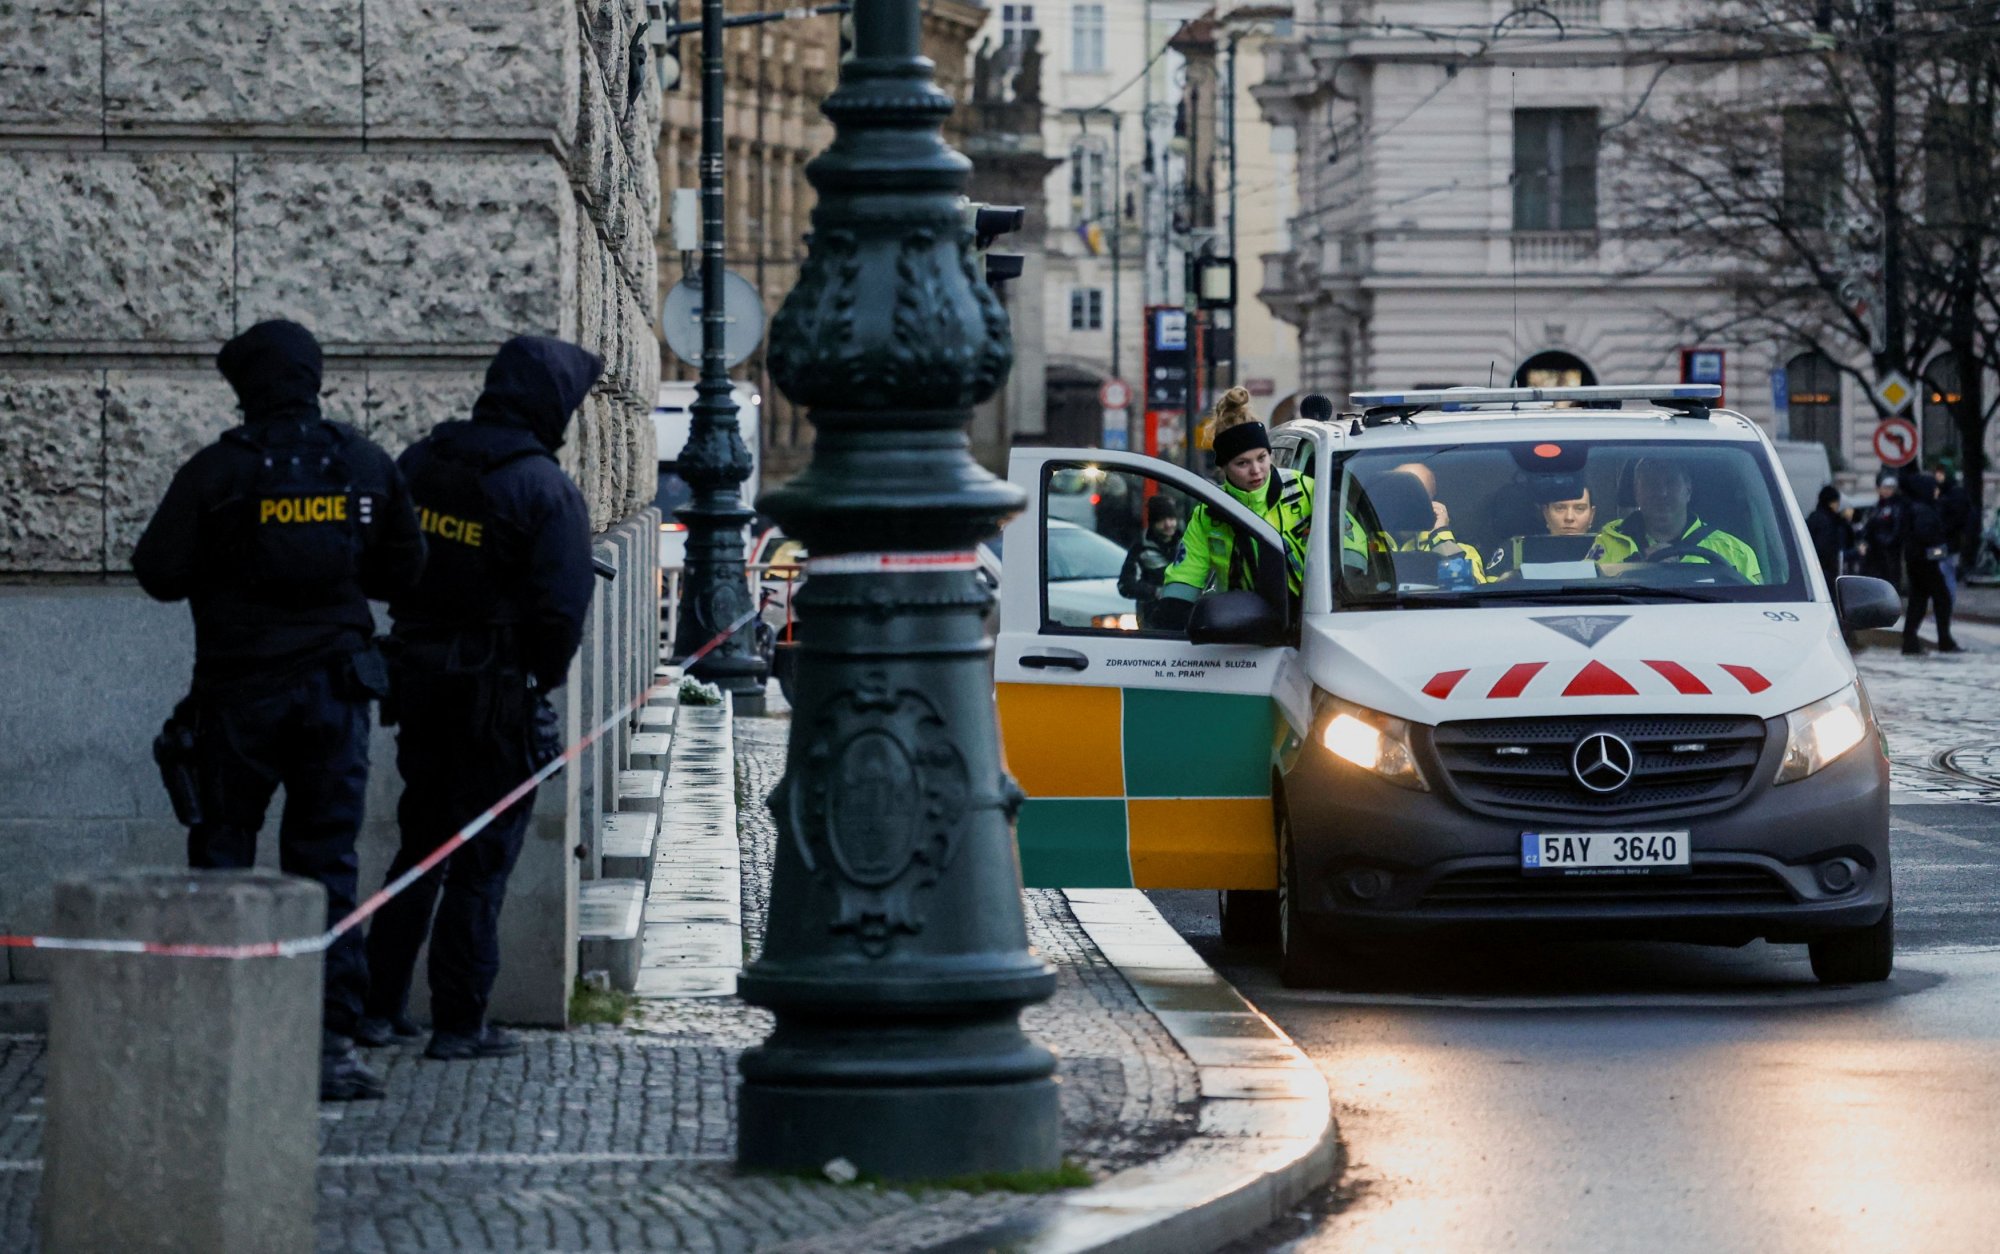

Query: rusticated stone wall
[
  {"left": 0, "top": 0, "right": 663, "bottom": 559},
  {"left": 0, "top": 2, "right": 665, "bottom": 1013}
]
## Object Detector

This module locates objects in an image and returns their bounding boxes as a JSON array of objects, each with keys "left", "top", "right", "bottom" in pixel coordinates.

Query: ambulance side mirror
[
  {"left": 1187, "top": 590, "right": 1285, "bottom": 646},
  {"left": 1835, "top": 575, "right": 1901, "bottom": 631}
]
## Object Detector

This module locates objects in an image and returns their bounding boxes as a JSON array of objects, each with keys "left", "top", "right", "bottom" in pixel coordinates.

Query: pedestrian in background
[
  {"left": 1900, "top": 470, "right": 1962, "bottom": 656},
  {"left": 1935, "top": 464, "right": 1973, "bottom": 597},
  {"left": 1118, "top": 494, "right": 1182, "bottom": 628},
  {"left": 358, "top": 336, "right": 600, "bottom": 1061},
  {"left": 1859, "top": 470, "right": 1905, "bottom": 593},
  {"left": 1806, "top": 484, "right": 1855, "bottom": 591},
  {"left": 132, "top": 319, "right": 427, "bottom": 1101}
]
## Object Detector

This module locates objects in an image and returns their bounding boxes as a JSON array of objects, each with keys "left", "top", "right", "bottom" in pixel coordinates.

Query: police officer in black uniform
[
  {"left": 357, "top": 336, "right": 599, "bottom": 1060},
  {"left": 132, "top": 319, "right": 426, "bottom": 1101}
]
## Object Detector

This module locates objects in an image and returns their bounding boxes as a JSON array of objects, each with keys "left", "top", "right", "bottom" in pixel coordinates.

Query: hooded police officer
[
  {"left": 356, "top": 336, "right": 600, "bottom": 1061},
  {"left": 132, "top": 319, "right": 427, "bottom": 1102}
]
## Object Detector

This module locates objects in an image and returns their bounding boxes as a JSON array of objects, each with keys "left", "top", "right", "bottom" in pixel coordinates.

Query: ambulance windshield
[{"left": 1333, "top": 439, "right": 1809, "bottom": 608}]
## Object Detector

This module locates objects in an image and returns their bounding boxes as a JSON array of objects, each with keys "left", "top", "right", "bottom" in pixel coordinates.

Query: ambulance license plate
[{"left": 1520, "top": 831, "right": 1689, "bottom": 877}]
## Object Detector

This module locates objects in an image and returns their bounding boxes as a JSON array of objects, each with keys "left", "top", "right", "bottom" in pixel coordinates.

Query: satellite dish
[{"left": 661, "top": 270, "right": 766, "bottom": 369}]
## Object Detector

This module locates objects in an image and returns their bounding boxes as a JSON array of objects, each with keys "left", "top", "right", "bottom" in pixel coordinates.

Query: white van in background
[
  {"left": 653, "top": 381, "right": 762, "bottom": 573},
  {"left": 1771, "top": 439, "right": 1835, "bottom": 517}
]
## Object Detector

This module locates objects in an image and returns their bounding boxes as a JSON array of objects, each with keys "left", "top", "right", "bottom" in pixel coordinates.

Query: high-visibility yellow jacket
[
  {"left": 1590, "top": 513, "right": 1762, "bottom": 582},
  {"left": 1339, "top": 514, "right": 1490, "bottom": 583},
  {"left": 1162, "top": 469, "right": 1314, "bottom": 599}
]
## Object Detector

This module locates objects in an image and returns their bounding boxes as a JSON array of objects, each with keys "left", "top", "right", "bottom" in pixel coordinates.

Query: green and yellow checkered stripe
[{"left": 997, "top": 683, "right": 1279, "bottom": 889}]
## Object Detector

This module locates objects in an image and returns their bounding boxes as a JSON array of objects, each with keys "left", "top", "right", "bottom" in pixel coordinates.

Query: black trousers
[
  {"left": 187, "top": 663, "right": 371, "bottom": 1037},
  {"left": 1905, "top": 558, "right": 1957, "bottom": 651},
  {"left": 363, "top": 662, "right": 535, "bottom": 1035}
]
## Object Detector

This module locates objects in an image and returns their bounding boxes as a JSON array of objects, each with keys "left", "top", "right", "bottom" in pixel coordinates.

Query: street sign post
[
  {"left": 1874, "top": 416, "right": 1919, "bottom": 467},
  {"left": 1101, "top": 406, "right": 1129, "bottom": 449},
  {"left": 662, "top": 270, "right": 767, "bottom": 368},
  {"left": 1098, "top": 377, "right": 1131, "bottom": 410},
  {"left": 1680, "top": 348, "right": 1726, "bottom": 407},
  {"left": 1873, "top": 371, "right": 1916, "bottom": 414}
]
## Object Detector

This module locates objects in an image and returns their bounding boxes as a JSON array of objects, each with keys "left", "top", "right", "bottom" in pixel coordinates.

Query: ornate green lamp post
[
  {"left": 670, "top": 0, "right": 766, "bottom": 708},
  {"left": 735, "top": 0, "right": 1060, "bottom": 1179}
]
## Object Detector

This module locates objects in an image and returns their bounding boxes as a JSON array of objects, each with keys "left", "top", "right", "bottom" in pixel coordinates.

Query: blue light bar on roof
[{"left": 1350, "top": 384, "right": 1723, "bottom": 409}]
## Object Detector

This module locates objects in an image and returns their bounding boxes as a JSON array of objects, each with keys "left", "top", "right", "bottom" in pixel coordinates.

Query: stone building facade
[
  {"left": 1254, "top": 0, "right": 1999, "bottom": 481},
  {"left": 0, "top": 1, "right": 665, "bottom": 1024},
  {"left": 1171, "top": 5, "right": 1300, "bottom": 417},
  {"left": 657, "top": 0, "right": 988, "bottom": 484}
]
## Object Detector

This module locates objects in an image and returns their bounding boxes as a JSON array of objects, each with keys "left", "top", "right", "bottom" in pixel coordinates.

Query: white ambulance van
[{"left": 994, "top": 385, "right": 1903, "bottom": 986}]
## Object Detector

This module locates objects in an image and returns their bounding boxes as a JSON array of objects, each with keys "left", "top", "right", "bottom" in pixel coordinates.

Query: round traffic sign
[
  {"left": 661, "top": 270, "right": 766, "bottom": 369},
  {"left": 1873, "top": 416, "right": 1919, "bottom": 467},
  {"left": 1098, "top": 377, "right": 1132, "bottom": 410}
]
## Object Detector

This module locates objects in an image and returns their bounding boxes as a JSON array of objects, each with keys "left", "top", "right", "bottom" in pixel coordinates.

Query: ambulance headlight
[
  {"left": 1318, "top": 697, "right": 1427, "bottom": 791},
  {"left": 1777, "top": 683, "right": 1871, "bottom": 784}
]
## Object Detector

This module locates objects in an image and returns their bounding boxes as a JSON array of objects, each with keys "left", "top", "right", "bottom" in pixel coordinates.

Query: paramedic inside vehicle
[
  {"left": 1490, "top": 475, "right": 1597, "bottom": 576},
  {"left": 1592, "top": 457, "right": 1763, "bottom": 583},
  {"left": 1338, "top": 439, "right": 1796, "bottom": 607}
]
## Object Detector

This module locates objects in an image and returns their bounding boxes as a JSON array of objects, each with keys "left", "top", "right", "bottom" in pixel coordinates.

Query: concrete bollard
[{"left": 41, "top": 869, "right": 324, "bottom": 1253}]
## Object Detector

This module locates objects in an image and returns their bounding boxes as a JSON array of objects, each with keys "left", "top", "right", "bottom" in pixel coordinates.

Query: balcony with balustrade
[{"left": 1508, "top": 230, "right": 1601, "bottom": 273}]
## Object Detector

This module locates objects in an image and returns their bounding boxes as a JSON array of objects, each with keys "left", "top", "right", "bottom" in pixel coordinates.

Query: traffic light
[{"left": 963, "top": 202, "right": 1027, "bottom": 286}]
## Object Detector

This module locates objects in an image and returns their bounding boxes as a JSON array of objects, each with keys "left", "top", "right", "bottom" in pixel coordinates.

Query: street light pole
[
  {"left": 671, "top": 0, "right": 765, "bottom": 707},
  {"left": 737, "top": 0, "right": 1060, "bottom": 1181},
  {"left": 1872, "top": 0, "right": 1905, "bottom": 373},
  {"left": 1111, "top": 108, "right": 1124, "bottom": 381}
]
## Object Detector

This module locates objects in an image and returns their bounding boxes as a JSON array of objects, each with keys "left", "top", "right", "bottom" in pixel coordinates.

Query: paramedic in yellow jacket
[
  {"left": 1590, "top": 458, "right": 1763, "bottom": 582},
  {"left": 1338, "top": 467, "right": 1487, "bottom": 582},
  {"left": 1160, "top": 388, "right": 1313, "bottom": 614}
]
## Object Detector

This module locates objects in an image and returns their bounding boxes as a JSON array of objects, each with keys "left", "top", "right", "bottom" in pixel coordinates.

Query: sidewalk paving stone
[{"left": 0, "top": 706, "right": 1216, "bottom": 1252}]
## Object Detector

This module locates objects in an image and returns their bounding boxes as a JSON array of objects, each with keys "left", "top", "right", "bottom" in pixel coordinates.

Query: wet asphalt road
[{"left": 1155, "top": 797, "right": 2000, "bottom": 1251}]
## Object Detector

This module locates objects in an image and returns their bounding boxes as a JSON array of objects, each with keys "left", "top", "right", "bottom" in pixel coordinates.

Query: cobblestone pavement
[
  {"left": 0, "top": 710, "right": 1198, "bottom": 1251},
  {"left": 1856, "top": 621, "right": 2000, "bottom": 803}
]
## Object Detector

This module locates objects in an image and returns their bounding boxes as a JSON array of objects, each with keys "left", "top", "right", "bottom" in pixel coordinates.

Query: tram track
[{"left": 1904, "top": 742, "right": 2000, "bottom": 793}]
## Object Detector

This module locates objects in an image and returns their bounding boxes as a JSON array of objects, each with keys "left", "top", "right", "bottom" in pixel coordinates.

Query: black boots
[
  {"left": 321, "top": 1032, "right": 388, "bottom": 1101},
  {"left": 424, "top": 1025, "right": 524, "bottom": 1061}
]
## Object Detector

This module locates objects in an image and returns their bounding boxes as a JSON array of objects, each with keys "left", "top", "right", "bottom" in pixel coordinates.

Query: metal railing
[
  {"left": 1511, "top": 230, "right": 1600, "bottom": 270},
  {"left": 1509, "top": 0, "right": 1603, "bottom": 28}
]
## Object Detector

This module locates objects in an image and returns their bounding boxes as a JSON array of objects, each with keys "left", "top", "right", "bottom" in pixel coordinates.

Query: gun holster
[
  {"left": 152, "top": 697, "right": 204, "bottom": 828},
  {"left": 530, "top": 693, "right": 565, "bottom": 774}
]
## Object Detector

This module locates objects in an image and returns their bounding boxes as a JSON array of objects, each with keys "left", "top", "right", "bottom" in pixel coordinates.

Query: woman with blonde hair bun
[{"left": 1158, "top": 386, "right": 1315, "bottom": 614}]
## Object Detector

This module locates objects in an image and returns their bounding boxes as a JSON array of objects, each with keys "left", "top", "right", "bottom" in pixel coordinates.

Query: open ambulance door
[{"left": 994, "top": 449, "right": 1312, "bottom": 889}]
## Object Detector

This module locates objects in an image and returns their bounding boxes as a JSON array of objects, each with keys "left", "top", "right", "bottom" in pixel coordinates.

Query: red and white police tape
[
  {"left": 806, "top": 550, "right": 981, "bottom": 575},
  {"left": 0, "top": 603, "right": 767, "bottom": 962}
]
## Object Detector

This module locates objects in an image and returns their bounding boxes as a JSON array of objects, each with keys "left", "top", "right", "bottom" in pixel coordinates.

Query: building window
[
  {"left": 1069, "top": 288, "right": 1105, "bottom": 331},
  {"left": 1070, "top": 137, "right": 1110, "bottom": 223},
  {"left": 1783, "top": 106, "right": 1845, "bottom": 230},
  {"left": 1512, "top": 109, "right": 1598, "bottom": 232},
  {"left": 1923, "top": 353, "right": 1964, "bottom": 464},
  {"left": 1071, "top": 3, "right": 1105, "bottom": 72},
  {"left": 1786, "top": 350, "right": 1842, "bottom": 460},
  {"left": 1513, "top": 350, "right": 1594, "bottom": 389},
  {"left": 1001, "top": 3, "right": 1036, "bottom": 55}
]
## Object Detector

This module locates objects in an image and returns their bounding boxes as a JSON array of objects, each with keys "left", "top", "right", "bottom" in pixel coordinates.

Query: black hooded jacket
[
  {"left": 390, "top": 336, "right": 602, "bottom": 690},
  {"left": 132, "top": 320, "right": 426, "bottom": 686}
]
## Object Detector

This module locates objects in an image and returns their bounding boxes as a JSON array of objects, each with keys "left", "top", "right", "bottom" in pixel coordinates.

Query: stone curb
[
  {"left": 1005, "top": 888, "right": 1337, "bottom": 1254},
  {"left": 633, "top": 699, "right": 742, "bottom": 998}
]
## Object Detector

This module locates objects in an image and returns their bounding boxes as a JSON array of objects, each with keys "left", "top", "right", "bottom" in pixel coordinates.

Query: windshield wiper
[{"left": 1393, "top": 584, "right": 1725, "bottom": 607}]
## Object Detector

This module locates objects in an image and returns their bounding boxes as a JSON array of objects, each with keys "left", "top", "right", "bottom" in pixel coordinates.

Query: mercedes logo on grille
[{"left": 1571, "top": 732, "right": 1637, "bottom": 794}]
